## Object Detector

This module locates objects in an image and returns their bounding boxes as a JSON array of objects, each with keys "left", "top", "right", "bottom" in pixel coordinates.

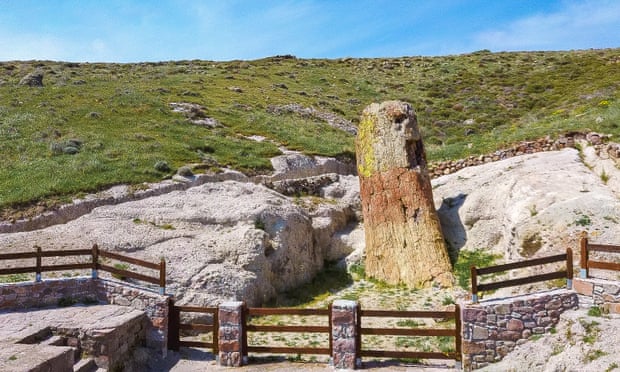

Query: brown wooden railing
[
  {"left": 245, "top": 306, "right": 332, "bottom": 356},
  {"left": 0, "top": 244, "right": 166, "bottom": 294},
  {"left": 357, "top": 306, "right": 461, "bottom": 361},
  {"left": 580, "top": 237, "right": 620, "bottom": 278},
  {"left": 470, "top": 248, "right": 573, "bottom": 303},
  {"left": 167, "top": 302, "right": 218, "bottom": 353}
]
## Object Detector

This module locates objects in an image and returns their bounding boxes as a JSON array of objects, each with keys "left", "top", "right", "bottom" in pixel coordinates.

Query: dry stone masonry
[
  {"left": 356, "top": 101, "right": 452, "bottom": 287},
  {"left": 461, "top": 290, "right": 578, "bottom": 370}
]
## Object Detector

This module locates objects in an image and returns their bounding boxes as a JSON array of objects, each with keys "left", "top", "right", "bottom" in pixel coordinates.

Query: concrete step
[{"left": 73, "top": 357, "right": 98, "bottom": 372}]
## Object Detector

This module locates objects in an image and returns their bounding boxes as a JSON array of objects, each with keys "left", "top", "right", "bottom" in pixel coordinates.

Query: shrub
[
  {"left": 154, "top": 160, "right": 171, "bottom": 172},
  {"left": 177, "top": 165, "right": 193, "bottom": 177}
]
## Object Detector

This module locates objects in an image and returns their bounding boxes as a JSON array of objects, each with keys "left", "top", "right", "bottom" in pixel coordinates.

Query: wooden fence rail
[
  {"left": 357, "top": 306, "right": 462, "bottom": 361},
  {"left": 168, "top": 302, "right": 218, "bottom": 353},
  {"left": 580, "top": 236, "right": 620, "bottom": 278},
  {"left": 471, "top": 248, "right": 573, "bottom": 303},
  {"left": 245, "top": 306, "right": 332, "bottom": 356},
  {"left": 0, "top": 244, "right": 166, "bottom": 294}
]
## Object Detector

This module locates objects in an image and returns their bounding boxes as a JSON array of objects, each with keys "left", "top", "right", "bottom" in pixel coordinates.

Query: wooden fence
[
  {"left": 168, "top": 303, "right": 218, "bottom": 353},
  {"left": 470, "top": 248, "right": 573, "bottom": 303},
  {"left": 168, "top": 303, "right": 461, "bottom": 364},
  {"left": 580, "top": 237, "right": 620, "bottom": 278},
  {"left": 358, "top": 306, "right": 461, "bottom": 361},
  {"left": 0, "top": 244, "right": 166, "bottom": 294},
  {"left": 245, "top": 306, "right": 332, "bottom": 356}
]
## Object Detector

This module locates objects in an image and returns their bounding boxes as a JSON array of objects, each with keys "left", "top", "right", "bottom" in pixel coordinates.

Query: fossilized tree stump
[{"left": 356, "top": 101, "right": 453, "bottom": 287}]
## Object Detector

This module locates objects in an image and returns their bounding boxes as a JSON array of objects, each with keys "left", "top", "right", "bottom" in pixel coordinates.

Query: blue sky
[{"left": 1, "top": 0, "right": 619, "bottom": 62}]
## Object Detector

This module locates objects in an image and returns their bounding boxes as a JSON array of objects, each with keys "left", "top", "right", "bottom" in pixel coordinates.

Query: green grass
[
  {"left": 1, "top": 49, "right": 620, "bottom": 212},
  {"left": 453, "top": 248, "right": 501, "bottom": 289}
]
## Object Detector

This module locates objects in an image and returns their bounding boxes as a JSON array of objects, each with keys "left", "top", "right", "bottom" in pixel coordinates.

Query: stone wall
[
  {"left": 428, "top": 132, "right": 612, "bottom": 178},
  {"left": 461, "top": 290, "right": 578, "bottom": 370},
  {"left": 95, "top": 279, "right": 170, "bottom": 353},
  {"left": 574, "top": 277, "right": 620, "bottom": 313},
  {"left": 0, "top": 277, "right": 170, "bottom": 354},
  {"left": 0, "top": 277, "right": 97, "bottom": 310}
]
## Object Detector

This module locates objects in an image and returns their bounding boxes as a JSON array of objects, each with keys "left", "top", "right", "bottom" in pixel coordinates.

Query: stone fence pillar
[
  {"left": 218, "top": 301, "right": 246, "bottom": 367},
  {"left": 331, "top": 300, "right": 359, "bottom": 369}
]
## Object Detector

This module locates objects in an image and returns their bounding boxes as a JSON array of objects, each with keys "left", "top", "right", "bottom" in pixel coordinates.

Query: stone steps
[{"left": 73, "top": 357, "right": 98, "bottom": 372}]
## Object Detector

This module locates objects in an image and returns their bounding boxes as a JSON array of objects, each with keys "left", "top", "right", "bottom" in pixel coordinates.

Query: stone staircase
[{"left": 0, "top": 304, "right": 148, "bottom": 372}]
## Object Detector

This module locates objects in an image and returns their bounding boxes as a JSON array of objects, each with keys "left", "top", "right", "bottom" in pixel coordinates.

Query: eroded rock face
[
  {"left": 356, "top": 101, "right": 452, "bottom": 287},
  {"left": 0, "top": 180, "right": 361, "bottom": 307}
]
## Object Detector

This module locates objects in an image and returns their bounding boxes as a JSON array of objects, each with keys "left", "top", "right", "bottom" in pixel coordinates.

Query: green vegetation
[
  {"left": 0, "top": 49, "right": 619, "bottom": 213},
  {"left": 266, "top": 261, "right": 353, "bottom": 307},
  {"left": 0, "top": 273, "right": 31, "bottom": 283},
  {"left": 454, "top": 248, "right": 501, "bottom": 289},
  {"left": 588, "top": 306, "right": 603, "bottom": 317},
  {"left": 112, "top": 262, "right": 130, "bottom": 280}
]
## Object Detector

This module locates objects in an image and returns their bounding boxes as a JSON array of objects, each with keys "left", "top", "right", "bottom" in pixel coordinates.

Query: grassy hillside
[{"left": 0, "top": 49, "right": 619, "bottom": 212}]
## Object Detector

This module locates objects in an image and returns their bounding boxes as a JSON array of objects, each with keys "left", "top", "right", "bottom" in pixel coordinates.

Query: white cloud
[{"left": 472, "top": 0, "right": 620, "bottom": 51}]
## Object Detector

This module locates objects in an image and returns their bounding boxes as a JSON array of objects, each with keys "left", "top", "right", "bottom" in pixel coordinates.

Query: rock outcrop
[
  {"left": 18, "top": 70, "right": 44, "bottom": 87},
  {"left": 0, "top": 180, "right": 362, "bottom": 307},
  {"left": 356, "top": 101, "right": 452, "bottom": 287}
]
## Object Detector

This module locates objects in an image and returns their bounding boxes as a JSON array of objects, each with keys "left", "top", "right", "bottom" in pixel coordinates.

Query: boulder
[{"left": 19, "top": 70, "right": 44, "bottom": 87}]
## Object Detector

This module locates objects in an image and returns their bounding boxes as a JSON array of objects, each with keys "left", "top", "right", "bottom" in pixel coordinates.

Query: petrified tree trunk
[{"left": 356, "top": 101, "right": 453, "bottom": 287}]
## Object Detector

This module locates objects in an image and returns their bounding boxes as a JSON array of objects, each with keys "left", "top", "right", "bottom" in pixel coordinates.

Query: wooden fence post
[
  {"left": 470, "top": 266, "right": 478, "bottom": 303},
  {"left": 328, "top": 302, "right": 333, "bottom": 358},
  {"left": 167, "top": 300, "right": 180, "bottom": 352},
  {"left": 580, "top": 236, "right": 588, "bottom": 278},
  {"left": 91, "top": 244, "right": 99, "bottom": 279},
  {"left": 35, "top": 245, "right": 42, "bottom": 282},
  {"left": 455, "top": 303, "right": 462, "bottom": 369},
  {"left": 159, "top": 257, "right": 166, "bottom": 295},
  {"left": 356, "top": 302, "right": 362, "bottom": 368},
  {"left": 566, "top": 247, "right": 573, "bottom": 289}
]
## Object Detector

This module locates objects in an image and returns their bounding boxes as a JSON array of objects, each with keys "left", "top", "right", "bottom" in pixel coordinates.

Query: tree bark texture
[{"left": 356, "top": 101, "right": 453, "bottom": 287}]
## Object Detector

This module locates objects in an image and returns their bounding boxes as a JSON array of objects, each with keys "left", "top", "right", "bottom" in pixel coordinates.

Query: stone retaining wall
[
  {"left": 0, "top": 277, "right": 97, "bottom": 310},
  {"left": 461, "top": 290, "right": 578, "bottom": 370},
  {"left": 0, "top": 277, "right": 170, "bottom": 354},
  {"left": 428, "top": 132, "right": 608, "bottom": 178},
  {"left": 574, "top": 277, "right": 620, "bottom": 313}
]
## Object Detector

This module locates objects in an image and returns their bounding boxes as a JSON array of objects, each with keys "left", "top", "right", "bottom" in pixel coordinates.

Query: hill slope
[{"left": 0, "top": 49, "right": 619, "bottom": 211}]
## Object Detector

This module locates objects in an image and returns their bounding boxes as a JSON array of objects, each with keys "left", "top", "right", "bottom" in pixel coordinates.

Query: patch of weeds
[
  {"left": 606, "top": 362, "right": 619, "bottom": 372},
  {"left": 585, "top": 349, "right": 607, "bottom": 362},
  {"left": 529, "top": 204, "right": 538, "bottom": 216},
  {"left": 349, "top": 263, "right": 365, "bottom": 280},
  {"left": 112, "top": 263, "right": 130, "bottom": 280},
  {"left": 453, "top": 248, "right": 501, "bottom": 289},
  {"left": 580, "top": 319, "right": 600, "bottom": 344},
  {"left": 575, "top": 214, "right": 592, "bottom": 227},
  {"left": 396, "top": 319, "right": 424, "bottom": 328},
  {"left": 587, "top": 306, "right": 603, "bottom": 317},
  {"left": 442, "top": 295, "right": 455, "bottom": 305},
  {"left": 254, "top": 218, "right": 266, "bottom": 231},
  {"left": 267, "top": 261, "right": 352, "bottom": 307},
  {"left": 549, "top": 327, "right": 557, "bottom": 334},
  {"left": 8, "top": 355, "right": 17, "bottom": 361},
  {"left": 600, "top": 168, "right": 610, "bottom": 184},
  {"left": 0, "top": 273, "right": 31, "bottom": 283},
  {"left": 529, "top": 334, "right": 543, "bottom": 341},
  {"left": 551, "top": 343, "right": 563, "bottom": 355}
]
